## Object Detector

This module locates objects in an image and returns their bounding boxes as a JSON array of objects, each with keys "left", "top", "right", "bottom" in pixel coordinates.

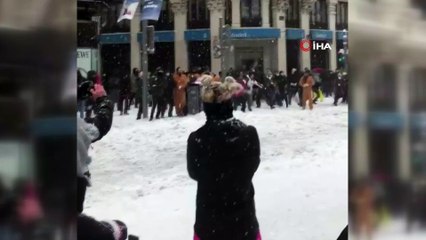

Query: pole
[
  {"left": 219, "top": 17, "right": 225, "bottom": 75},
  {"left": 343, "top": 29, "right": 348, "bottom": 73},
  {"left": 92, "top": 16, "right": 102, "bottom": 74},
  {"left": 141, "top": 0, "right": 149, "bottom": 118}
]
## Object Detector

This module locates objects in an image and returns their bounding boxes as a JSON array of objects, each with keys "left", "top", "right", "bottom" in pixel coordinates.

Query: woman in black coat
[{"left": 187, "top": 75, "right": 261, "bottom": 240}]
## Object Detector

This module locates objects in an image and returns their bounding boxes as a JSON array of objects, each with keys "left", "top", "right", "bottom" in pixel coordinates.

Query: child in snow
[{"left": 187, "top": 75, "right": 262, "bottom": 240}]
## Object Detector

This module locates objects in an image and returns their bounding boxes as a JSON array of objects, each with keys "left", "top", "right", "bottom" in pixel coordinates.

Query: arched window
[
  {"left": 310, "top": 0, "right": 328, "bottom": 29},
  {"left": 241, "top": 0, "right": 262, "bottom": 27},
  {"left": 286, "top": 0, "right": 300, "bottom": 28},
  {"left": 188, "top": 0, "right": 210, "bottom": 29}
]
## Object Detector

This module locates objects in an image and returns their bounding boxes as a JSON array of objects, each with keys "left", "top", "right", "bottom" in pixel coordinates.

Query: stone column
[
  {"left": 397, "top": 64, "right": 411, "bottom": 182},
  {"left": 352, "top": 62, "right": 372, "bottom": 180},
  {"left": 171, "top": 0, "right": 189, "bottom": 71},
  {"left": 207, "top": 0, "right": 225, "bottom": 74},
  {"left": 328, "top": 0, "right": 337, "bottom": 71},
  {"left": 130, "top": 9, "right": 141, "bottom": 73},
  {"left": 262, "top": 0, "right": 271, "bottom": 27},
  {"left": 273, "top": 0, "right": 289, "bottom": 74},
  {"left": 231, "top": 0, "right": 241, "bottom": 28},
  {"left": 300, "top": 0, "right": 315, "bottom": 69}
]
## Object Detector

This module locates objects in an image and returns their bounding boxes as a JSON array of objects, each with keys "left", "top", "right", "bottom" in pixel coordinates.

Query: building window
[
  {"left": 336, "top": 1, "right": 348, "bottom": 30},
  {"left": 409, "top": 68, "right": 426, "bottom": 112},
  {"left": 188, "top": 0, "right": 210, "bottom": 29},
  {"left": 225, "top": 0, "right": 232, "bottom": 25},
  {"left": 286, "top": 0, "right": 300, "bottom": 28},
  {"left": 241, "top": 0, "right": 262, "bottom": 27},
  {"left": 310, "top": 0, "right": 328, "bottom": 29},
  {"left": 151, "top": 0, "right": 174, "bottom": 30},
  {"left": 368, "top": 64, "right": 397, "bottom": 111}
]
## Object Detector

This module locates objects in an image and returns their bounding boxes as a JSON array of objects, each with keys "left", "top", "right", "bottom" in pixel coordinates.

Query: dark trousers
[
  {"left": 277, "top": 92, "right": 288, "bottom": 108},
  {"left": 78, "top": 215, "right": 115, "bottom": 240},
  {"left": 77, "top": 177, "right": 87, "bottom": 214},
  {"left": 150, "top": 96, "right": 164, "bottom": 120},
  {"left": 136, "top": 95, "right": 144, "bottom": 119},
  {"left": 118, "top": 94, "right": 129, "bottom": 114},
  {"left": 238, "top": 95, "right": 248, "bottom": 112},
  {"left": 342, "top": 87, "right": 348, "bottom": 103},
  {"left": 266, "top": 88, "right": 276, "bottom": 108},
  {"left": 288, "top": 87, "right": 298, "bottom": 105},
  {"left": 163, "top": 97, "right": 174, "bottom": 117},
  {"left": 127, "top": 92, "right": 136, "bottom": 110},
  {"left": 334, "top": 92, "right": 344, "bottom": 105},
  {"left": 253, "top": 88, "right": 262, "bottom": 108}
]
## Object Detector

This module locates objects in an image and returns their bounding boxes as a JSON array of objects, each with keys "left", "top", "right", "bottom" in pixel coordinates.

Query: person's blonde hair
[{"left": 200, "top": 75, "right": 243, "bottom": 103}]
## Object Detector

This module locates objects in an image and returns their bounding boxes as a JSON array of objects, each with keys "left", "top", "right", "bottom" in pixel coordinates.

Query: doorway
[{"left": 234, "top": 47, "right": 263, "bottom": 72}]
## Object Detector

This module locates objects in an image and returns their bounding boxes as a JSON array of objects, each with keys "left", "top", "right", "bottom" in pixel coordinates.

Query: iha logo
[{"left": 300, "top": 39, "right": 332, "bottom": 52}]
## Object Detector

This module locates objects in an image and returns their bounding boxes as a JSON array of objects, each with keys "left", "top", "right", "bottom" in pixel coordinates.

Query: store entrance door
[{"left": 235, "top": 47, "right": 263, "bottom": 72}]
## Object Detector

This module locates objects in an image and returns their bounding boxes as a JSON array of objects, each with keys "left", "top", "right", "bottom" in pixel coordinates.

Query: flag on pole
[
  {"left": 117, "top": 0, "right": 140, "bottom": 23},
  {"left": 141, "top": 0, "right": 163, "bottom": 21}
]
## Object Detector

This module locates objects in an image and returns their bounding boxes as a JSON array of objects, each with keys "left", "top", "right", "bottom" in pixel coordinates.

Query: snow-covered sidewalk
[{"left": 85, "top": 98, "right": 348, "bottom": 239}]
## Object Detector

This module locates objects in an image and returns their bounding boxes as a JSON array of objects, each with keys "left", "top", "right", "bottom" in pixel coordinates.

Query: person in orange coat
[
  {"left": 173, "top": 67, "right": 189, "bottom": 116},
  {"left": 298, "top": 69, "right": 315, "bottom": 110},
  {"left": 351, "top": 180, "right": 375, "bottom": 240},
  {"left": 212, "top": 72, "right": 221, "bottom": 82}
]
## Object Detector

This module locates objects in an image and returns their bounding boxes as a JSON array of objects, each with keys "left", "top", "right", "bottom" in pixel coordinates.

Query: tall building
[
  {"left": 95, "top": 0, "right": 348, "bottom": 75},
  {"left": 350, "top": 0, "right": 426, "bottom": 209}
]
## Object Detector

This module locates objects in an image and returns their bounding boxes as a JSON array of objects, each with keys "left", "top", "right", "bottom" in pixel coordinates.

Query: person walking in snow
[
  {"left": 333, "top": 72, "right": 345, "bottom": 106},
  {"left": 273, "top": 71, "right": 288, "bottom": 108},
  {"left": 173, "top": 67, "right": 189, "bottom": 117},
  {"left": 149, "top": 67, "right": 166, "bottom": 121},
  {"left": 77, "top": 84, "right": 128, "bottom": 240},
  {"left": 299, "top": 69, "right": 315, "bottom": 110},
  {"left": 264, "top": 69, "right": 276, "bottom": 109},
  {"left": 187, "top": 75, "right": 262, "bottom": 240}
]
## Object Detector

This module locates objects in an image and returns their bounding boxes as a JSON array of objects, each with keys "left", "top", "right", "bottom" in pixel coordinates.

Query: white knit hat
[{"left": 200, "top": 75, "right": 243, "bottom": 103}]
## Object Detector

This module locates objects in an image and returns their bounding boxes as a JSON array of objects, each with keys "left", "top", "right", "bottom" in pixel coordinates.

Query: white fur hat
[{"left": 200, "top": 75, "right": 243, "bottom": 103}]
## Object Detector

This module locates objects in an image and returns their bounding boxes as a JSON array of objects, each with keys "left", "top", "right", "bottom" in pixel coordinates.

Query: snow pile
[{"left": 85, "top": 98, "right": 348, "bottom": 239}]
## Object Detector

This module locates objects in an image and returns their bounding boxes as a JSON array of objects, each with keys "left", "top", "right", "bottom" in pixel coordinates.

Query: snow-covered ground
[{"left": 84, "top": 97, "right": 348, "bottom": 239}]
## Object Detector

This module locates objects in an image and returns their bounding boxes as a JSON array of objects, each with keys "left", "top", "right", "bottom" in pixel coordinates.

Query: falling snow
[{"left": 84, "top": 97, "right": 348, "bottom": 240}]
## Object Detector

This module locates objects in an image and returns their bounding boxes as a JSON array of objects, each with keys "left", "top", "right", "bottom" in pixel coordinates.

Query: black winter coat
[
  {"left": 149, "top": 73, "right": 166, "bottom": 98},
  {"left": 187, "top": 102, "right": 260, "bottom": 240}
]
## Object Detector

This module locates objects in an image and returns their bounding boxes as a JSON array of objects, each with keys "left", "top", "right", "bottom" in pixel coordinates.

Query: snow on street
[{"left": 84, "top": 97, "right": 348, "bottom": 239}]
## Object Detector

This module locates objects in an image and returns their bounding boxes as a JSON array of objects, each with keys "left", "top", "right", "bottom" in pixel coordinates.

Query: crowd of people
[{"left": 77, "top": 66, "right": 349, "bottom": 121}]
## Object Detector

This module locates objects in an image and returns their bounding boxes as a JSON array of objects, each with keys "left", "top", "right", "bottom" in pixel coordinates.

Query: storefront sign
[
  {"left": 368, "top": 112, "right": 404, "bottom": 129},
  {"left": 310, "top": 29, "right": 333, "bottom": 41},
  {"left": 410, "top": 113, "right": 426, "bottom": 129},
  {"left": 229, "top": 28, "right": 280, "bottom": 39},
  {"left": 99, "top": 33, "right": 131, "bottom": 44},
  {"left": 336, "top": 31, "right": 349, "bottom": 40},
  {"left": 77, "top": 48, "right": 92, "bottom": 72},
  {"left": 184, "top": 29, "right": 210, "bottom": 41},
  {"left": 138, "top": 31, "right": 175, "bottom": 42},
  {"left": 286, "top": 28, "right": 305, "bottom": 40}
]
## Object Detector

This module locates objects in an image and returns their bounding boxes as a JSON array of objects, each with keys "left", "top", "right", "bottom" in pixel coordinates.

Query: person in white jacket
[{"left": 245, "top": 73, "right": 256, "bottom": 111}]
